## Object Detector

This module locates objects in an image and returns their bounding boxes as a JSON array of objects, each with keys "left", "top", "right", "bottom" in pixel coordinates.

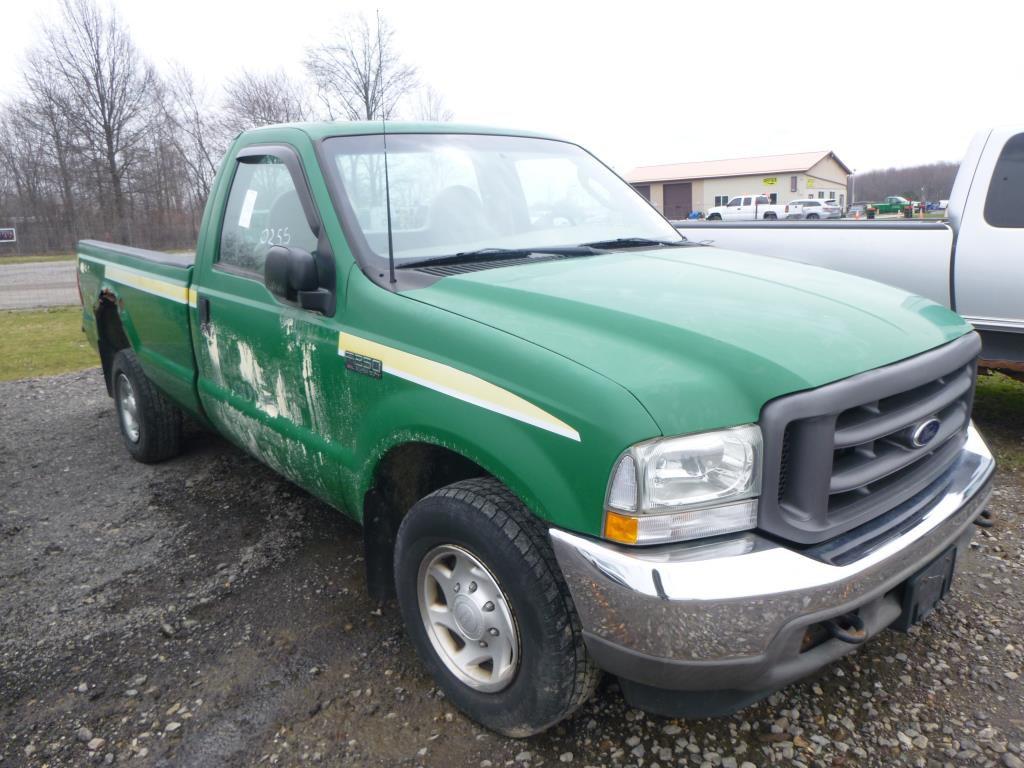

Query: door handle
[{"left": 198, "top": 296, "right": 211, "bottom": 329}]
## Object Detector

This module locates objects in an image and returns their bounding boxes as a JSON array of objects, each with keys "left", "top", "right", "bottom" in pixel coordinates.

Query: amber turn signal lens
[{"left": 603, "top": 510, "right": 639, "bottom": 544}]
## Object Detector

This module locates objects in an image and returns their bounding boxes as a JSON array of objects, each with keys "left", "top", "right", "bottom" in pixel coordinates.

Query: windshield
[{"left": 322, "top": 133, "right": 682, "bottom": 264}]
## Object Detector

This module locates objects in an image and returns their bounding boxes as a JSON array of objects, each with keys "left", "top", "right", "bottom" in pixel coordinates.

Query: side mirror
[
  {"left": 264, "top": 245, "right": 335, "bottom": 315},
  {"left": 265, "top": 245, "right": 317, "bottom": 300}
]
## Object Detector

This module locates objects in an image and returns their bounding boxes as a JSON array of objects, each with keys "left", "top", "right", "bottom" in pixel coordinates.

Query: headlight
[{"left": 603, "top": 425, "right": 762, "bottom": 545}]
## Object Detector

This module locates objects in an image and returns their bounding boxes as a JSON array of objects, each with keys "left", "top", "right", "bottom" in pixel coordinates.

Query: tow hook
[
  {"left": 825, "top": 612, "right": 867, "bottom": 645},
  {"left": 974, "top": 509, "right": 994, "bottom": 528}
]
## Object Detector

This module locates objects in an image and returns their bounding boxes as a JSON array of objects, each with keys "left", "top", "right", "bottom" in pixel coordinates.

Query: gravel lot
[{"left": 2, "top": 369, "right": 1022, "bottom": 767}]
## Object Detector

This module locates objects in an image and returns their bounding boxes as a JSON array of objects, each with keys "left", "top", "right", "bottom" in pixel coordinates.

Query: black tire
[
  {"left": 111, "top": 348, "right": 183, "bottom": 463},
  {"left": 763, "top": 212, "right": 777, "bottom": 220},
  {"left": 806, "top": 213, "right": 820, "bottom": 220},
  {"left": 394, "top": 477, "right": 600, "bottom": 737},
  {"left": 707, "top": 213, "right": 722, "bottom": 220}
]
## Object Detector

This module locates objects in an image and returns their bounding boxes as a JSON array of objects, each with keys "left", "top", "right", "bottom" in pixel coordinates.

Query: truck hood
[{"left": 410, "top": 247, "right": 972, "bottom": 436}]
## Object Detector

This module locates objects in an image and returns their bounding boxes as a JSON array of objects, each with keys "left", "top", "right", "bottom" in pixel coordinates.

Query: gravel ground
[
  {"left": 1, "top": 368, "right": 1022, "bottom": 768},
  {"left": 0, "top": 262, "right": 78, "bottom": 309}
]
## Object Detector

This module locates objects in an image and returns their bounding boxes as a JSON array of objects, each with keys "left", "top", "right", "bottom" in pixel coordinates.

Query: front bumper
[{"left": 550, "top": 424, "right": 994, "bottom": 714}]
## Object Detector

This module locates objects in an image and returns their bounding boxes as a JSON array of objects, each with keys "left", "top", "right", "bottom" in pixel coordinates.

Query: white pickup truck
[
  {"left": 705, "top": 194, "right": 788, "bottom": 221},
  {"left": 677, "top": 127, "right": 1024, "bottom": 379}
]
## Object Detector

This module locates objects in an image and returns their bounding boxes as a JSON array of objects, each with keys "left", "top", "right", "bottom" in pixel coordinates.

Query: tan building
[{"left": 626, "top": 151, "right": 852, "bottom": 219}]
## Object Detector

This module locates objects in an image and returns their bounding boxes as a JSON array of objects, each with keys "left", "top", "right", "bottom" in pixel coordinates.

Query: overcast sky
[{"left": 2, "top": 0, "right": 1020, "bottom": 174}]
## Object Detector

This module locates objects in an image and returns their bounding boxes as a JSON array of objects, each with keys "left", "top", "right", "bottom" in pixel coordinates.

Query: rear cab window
[{"left": 984, "top": 132, "right": 1024, "bottom": 228}]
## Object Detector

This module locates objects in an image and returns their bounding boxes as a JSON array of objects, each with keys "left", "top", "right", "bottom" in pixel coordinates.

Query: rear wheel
[
  {"left": 111, "top": 349, "right": 183, "bottom": 463},
  {"left": 394, "top": 477, "right": 599, "bottom": 737},
  {"left": 763, "top": 212, "right": 778, "bottom": 220}
]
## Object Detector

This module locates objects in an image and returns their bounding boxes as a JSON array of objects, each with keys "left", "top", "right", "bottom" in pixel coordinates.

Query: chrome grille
[{"left": 758, "top": 333, "right": 981, "bottom": 545}]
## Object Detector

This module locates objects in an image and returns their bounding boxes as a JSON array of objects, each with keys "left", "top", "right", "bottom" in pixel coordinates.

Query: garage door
[
  {"left": 663, "top": 183, "right": 692, "bottom": 219},
  {"left": 632, "top": 184, "right": 650, "bottom": 200}
]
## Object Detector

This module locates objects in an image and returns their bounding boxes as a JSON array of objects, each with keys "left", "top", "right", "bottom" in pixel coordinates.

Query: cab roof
[{"left": 241, "top": 121, "right": 562, "bottom": 143}]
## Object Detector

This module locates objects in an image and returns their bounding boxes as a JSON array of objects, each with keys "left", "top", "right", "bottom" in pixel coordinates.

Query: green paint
[
  {"left": 415, "top": 246, "right": 971, "bottom": 437},
  {"left": 77, "top": 123, "right": 973, "bottom": 539}
]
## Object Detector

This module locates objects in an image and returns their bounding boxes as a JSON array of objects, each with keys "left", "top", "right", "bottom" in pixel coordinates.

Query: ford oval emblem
[{"left": 911, "top": 418, "right": 941, "bottom": 448}]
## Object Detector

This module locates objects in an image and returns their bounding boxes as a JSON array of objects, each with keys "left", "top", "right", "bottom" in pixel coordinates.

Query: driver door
[{"left": 192, "top": 144, "right": 344, "bottom": 498}]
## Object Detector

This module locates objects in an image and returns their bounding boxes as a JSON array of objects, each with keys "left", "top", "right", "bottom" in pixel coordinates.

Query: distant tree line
[
  {"left": 851, "top": 161, "right": 960, "bottom": 204},
  {"left": 0, "top": 1, "right": 452, "bottom": 256}
]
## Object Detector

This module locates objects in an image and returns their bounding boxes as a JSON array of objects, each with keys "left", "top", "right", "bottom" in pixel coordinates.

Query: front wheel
[
  {"left": 806, "top": 213, "right": 820, "bottom": 220},
  {"left": 394, "top": 478, "right": 599, "bottom": 737},
  {"left": 707, "top": 213, "right": 722, "bottom": 220}
]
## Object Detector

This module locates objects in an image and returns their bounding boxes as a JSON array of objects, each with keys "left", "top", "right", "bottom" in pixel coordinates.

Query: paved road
[
  {"left": 1, "top": 370, "right": 1022, "bottom": 767},
  {"left": 0, "top": 260, "right": 79, "bottom": 309}
]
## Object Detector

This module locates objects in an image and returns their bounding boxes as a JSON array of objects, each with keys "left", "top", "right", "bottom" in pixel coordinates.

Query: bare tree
[
  {"left": 162, "top": 65, "right": 228, "bottom": 209},
  {"left": 0, "top": 2, "right": 443, "bottom": 256},
  {"left": 414, "top": 86, "right": 454, "bottom": 122},
  {"left": 304, "top": 11, "right": 418, "bottom": 121},
  {"left": 16, "top": 69, "right": 82, "bottom": 241},
  {"left": 29, "top": 0, "right": 158, "bottom": 242},
  {"left": 221, "top": 70, "right": 311, "bottom": 133}
]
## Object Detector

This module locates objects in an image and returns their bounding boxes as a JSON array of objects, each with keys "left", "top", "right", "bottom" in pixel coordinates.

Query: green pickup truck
[
  {"left": 77, "top": 122, "right": 995, "bottom": 736},
  {"left": 872, "top": 196, "right": 921, "bottom": 214}
]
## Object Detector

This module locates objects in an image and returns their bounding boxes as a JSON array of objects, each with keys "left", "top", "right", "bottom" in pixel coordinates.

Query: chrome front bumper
[{"left": 550, "top": 424, "right": 995, "bottom": 694}]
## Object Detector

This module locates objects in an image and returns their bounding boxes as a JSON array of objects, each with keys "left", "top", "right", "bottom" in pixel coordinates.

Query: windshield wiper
[
  {"left": 397, "top": 245, "right": 603, "bottom": 270},
  {"left": 578, "top": 236, "right": 689, "bottom": 250}
]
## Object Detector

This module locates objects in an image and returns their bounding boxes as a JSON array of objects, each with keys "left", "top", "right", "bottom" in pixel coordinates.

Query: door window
[
  {"left": 984, "top": 132, "right": 1024, "bottom": 228},
  {"left": 727, "top": 197, "right": 741, "bottom": 207},
  {"left": 742, "top": 197, "right": 752, "bottom": 206},
  {"left": 219, "top": 155, "right": 318, "bottom": 276}
]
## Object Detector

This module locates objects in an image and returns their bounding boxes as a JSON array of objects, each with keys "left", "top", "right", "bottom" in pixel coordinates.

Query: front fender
[{"left": 338, "top": 278, "right": 661, "bottom": 538}]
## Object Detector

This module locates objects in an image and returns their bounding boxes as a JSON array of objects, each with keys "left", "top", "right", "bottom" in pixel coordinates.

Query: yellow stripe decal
[
  {"left": 79, "top": 255, "right": 190, "bottom": 305},
  {"left": 338, "top": 332, "right": 581, "bottom": 442},
  {"left": 188, "top": 287, "right": 199, "bottom": 308}
]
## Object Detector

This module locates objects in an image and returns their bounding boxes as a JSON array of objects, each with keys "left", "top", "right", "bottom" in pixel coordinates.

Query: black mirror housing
[{"left": 265, "top": 245, "right": 319, "bottom": 302}]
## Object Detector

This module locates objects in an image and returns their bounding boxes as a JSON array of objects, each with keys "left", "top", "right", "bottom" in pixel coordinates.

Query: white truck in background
[
  {"left": 705, "top": 194, "right": 788, "bottom": 221},
  {"left": 676, "top": 127, "right": 1024, "bottom": 379}
]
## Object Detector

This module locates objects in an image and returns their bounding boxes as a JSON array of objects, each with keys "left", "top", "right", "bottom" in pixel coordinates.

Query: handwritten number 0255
[{"left": 259, "top": 226, "right": 291, "bottom": 246}]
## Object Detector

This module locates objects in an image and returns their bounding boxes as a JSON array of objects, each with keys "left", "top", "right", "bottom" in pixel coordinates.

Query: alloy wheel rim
[
  {"left": 417, "top": 544, "right": 520, "bottom": 693},
  {"left": 117, "top": 373, "right": 141, "bottom": 443}
]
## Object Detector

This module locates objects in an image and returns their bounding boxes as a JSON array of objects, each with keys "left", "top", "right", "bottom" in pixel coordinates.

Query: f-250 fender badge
[{"left": 345, "top": 351, "right": 383, "bottom": 379}]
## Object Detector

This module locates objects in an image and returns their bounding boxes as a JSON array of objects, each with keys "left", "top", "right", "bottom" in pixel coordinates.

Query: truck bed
[
  {"left": 79, "top": 240, "right": 196, "bottom": 268},
  {"left": 675, "top": 220, "right": 956, "bottom": 308},
  {"left": 77, "top": 240, "right": 201, "bottom": 418}
]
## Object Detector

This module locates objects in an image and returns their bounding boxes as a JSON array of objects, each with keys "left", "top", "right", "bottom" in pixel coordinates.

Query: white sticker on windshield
[{"left": 238, "top": 189, "right": 258, "bottom": 228}]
